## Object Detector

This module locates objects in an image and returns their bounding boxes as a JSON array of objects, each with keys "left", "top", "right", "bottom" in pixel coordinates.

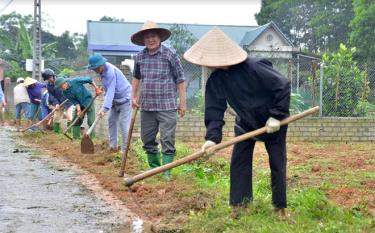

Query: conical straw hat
[
  {"left": 131, "top": 20, "right": 171, "bottom": 46},
  {"left": 23, "top": 77, "right": 37, "bottom": 87},
  {"left": 184, "top": 26, "right": 247, "bottom": 67}
]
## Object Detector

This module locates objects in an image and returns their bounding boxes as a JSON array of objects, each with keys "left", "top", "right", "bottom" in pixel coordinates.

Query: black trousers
[{"left": 229, "top": 125, "right": 287, "bottom": 208}]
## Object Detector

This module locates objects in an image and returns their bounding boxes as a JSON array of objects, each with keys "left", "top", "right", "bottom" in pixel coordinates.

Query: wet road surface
[{"left": 0, "top": 127, "right": 138, "bottom": 233}]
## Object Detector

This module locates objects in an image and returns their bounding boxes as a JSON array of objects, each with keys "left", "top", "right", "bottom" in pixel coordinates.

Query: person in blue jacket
[
  {"left": 42, "top": 69, "right": 73, "bottom": 133},
  {"left": 88, "top": 53, "right": 132, "bottom": 153},
  {"left": 24, "top": 77, "right": 46, "bottom": 122}
]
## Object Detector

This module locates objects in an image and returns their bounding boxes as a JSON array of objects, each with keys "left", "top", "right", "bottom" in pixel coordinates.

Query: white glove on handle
[
  {"left": 201, "top": 140, "right": 217, "bottom": 156},
  {"left": 266, "top": 117, "right": 281, "bottom": 134}
]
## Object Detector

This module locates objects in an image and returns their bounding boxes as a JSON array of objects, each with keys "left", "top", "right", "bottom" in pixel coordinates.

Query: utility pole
[{"left": 32, "top": 0, "right": 42, "bottom": 81}]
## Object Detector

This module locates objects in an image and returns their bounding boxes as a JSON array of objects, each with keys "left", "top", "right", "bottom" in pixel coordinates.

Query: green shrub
[{"left": 4, "top": 60, "right": 29, "bottom": 81}]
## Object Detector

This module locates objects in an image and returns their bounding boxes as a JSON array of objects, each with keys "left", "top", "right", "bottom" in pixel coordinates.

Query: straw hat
[
  {"left": 131, "top": 20, "right": 171, "bottom": 46},
  {"left": 23, "top": 77, "right": 37, "bottom": 87},
  {"left": 184, "top": 26, "right": 247, "bottom": 67}
]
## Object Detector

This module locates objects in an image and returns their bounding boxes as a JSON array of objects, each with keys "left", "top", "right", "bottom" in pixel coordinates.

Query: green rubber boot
[
  {"left": 53, "top": 123, "right": 60, "bottom": 133},
  {"left": 162, "top": 154, "right": 174, "bottom": 180},
  {"left": 147, "top": 152, "right": 161, "bottom": 169},
  {"left": 72, "top": 126, "right": 81, "bottom": 139}
]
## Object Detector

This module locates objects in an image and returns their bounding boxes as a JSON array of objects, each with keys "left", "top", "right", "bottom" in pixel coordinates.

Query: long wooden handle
[
  {"left": 118, "top": 107, "right": 139, "bottom": 177},
  {"left": 64, "top": 95, "right": 97, "bottom": 134},
  {"left": 124, "top": 106, "right": 319, "bottom": 187},
  {"left": 21, "top": 99, "right": 68, "bottom": 132}
]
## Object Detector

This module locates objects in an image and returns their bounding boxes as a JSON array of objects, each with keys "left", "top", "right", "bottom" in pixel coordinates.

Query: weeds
[
  {"left": 117, "top": 139, "right": 375, "bottom": 233},
  {"left": 20, "top": 129, "right": 374, "bottom": 232},
  {"left": 185, "top": 170, "right": 374, "bottom": 233},
  {"left": 132, "top": 139, "right": 148, "bottom": 168}
]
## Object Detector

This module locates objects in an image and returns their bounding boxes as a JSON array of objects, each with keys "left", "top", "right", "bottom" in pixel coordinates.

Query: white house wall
[
  {"left": 246, "top": 27, "right": 295, "bottom": 58},
  {"left": 249, "top": 51, "right": 293, "bottom": 59}
]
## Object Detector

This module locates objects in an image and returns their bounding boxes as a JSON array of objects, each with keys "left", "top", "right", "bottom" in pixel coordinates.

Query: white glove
[
  {"left": 266, "top": 117, "right": 281, "bottom": 134},
  {"left": 201, "top": 140, "right": 217, "bottom": 156}
]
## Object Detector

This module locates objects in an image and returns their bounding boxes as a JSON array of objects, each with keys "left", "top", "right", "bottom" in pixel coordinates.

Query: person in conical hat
[
  {"left": 184, "top": 26, "right": 291, "bottom": 219},
  {"left": 131, "top": 20, "right": 186, "bottom": 179},
  {"left": 23, "top": 77, "right": 46, "bottom": 122}
]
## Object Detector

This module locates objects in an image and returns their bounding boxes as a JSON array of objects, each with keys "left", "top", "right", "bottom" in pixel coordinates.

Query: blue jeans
[
  {"left": 40, "top": 104, "right": 51, "bottom": 119},
  {"left": 30, "top": 103, "right": 42, "bottom": 121},
  {"left": 15, "top": 102, "right": 31, "bottom": 120},
  {"left": 108, "top": 102, "right": 132, "bottom": 151}
]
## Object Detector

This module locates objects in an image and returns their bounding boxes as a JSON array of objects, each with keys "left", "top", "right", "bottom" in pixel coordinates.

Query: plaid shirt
[{"left": 134, "top": 45, "right": 185, "bottom": 111}]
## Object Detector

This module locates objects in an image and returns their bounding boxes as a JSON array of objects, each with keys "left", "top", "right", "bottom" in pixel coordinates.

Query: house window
[{"left": 266, "top": 34, "right": 273, "bottom": 42}]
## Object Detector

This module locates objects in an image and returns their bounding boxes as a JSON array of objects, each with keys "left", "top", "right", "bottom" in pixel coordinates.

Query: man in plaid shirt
[{"left": 131, "top": 21, "right": 186, "bottom": 179}]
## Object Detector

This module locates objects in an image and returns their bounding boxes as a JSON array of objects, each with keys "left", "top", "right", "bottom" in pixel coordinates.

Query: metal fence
[{"left": 181, "top": 54, "right": 375, "bottom": 118}]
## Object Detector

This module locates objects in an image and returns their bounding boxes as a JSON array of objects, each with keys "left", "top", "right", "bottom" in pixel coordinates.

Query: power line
[{"left": 0, "top": 0, "right": 14, "bottom": 14}]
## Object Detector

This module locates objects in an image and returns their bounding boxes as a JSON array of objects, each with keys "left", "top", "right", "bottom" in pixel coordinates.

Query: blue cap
[{"left": 87, "top": 53, "right": 107, "bottom": 70}]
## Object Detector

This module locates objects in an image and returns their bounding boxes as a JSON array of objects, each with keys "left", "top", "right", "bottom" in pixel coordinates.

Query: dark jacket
[
  {"left": 62, "top": 76, "right": 93, "bottom": 108},
  {"left": 204, "top": 58, "right": 291, "bottom": 143},
  {"left": 47, "top": 83, "right": 72, "bottom": 109}
]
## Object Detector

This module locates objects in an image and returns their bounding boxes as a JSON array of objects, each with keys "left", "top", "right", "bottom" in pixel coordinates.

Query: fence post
[
  {"left": 288, "top": 59, "right": 292, "bottom": 92},
  {"left": 296, "top": 54, "right": 300, "bottom": 94},
  {"left": 311, "top": 60, "right": 317, "bottom": 107},
  {"left": 319, "top": 61, "right": 324, "bottom": 117},
  {"left": 362, "top": 63, "right": 368, "bottom": 101}
]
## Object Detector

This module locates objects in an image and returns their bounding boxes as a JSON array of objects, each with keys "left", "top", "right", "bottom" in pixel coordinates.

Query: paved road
[{"left": 0, "top": 127, "right": 136, "bottom": 233}]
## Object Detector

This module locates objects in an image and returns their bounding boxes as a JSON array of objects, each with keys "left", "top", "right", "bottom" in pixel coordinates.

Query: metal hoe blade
[
  {"left": 81, "top": 134, "right": 94, "bottom": 154},
  {"left": 80, "top": 115, "right": 102, "bottom": 154}
]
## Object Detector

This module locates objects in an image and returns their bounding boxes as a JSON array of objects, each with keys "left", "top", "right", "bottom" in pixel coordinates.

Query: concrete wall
[
  {"left": 167, "top": 115, "right": 375, "bottom": 143},
  {"left": 97, "top": 112, "right": 375, "bottom": 143}
]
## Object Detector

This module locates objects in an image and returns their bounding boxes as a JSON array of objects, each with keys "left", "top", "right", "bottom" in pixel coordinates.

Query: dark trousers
[
  {"left": 230, "top": 126, "right": 287, "bottom": 208},
  {"left": 140, "top": 110, "right": 177, "bottom": 155}
]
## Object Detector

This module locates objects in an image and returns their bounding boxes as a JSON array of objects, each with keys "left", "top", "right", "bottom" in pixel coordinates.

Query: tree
[
  {"left": 0, "top": 12, "right": 33, "bottom": 41},
  {"left": 99, "top": 16, "right": 124, "bottom": 22},
  {"left": 255, "top": 0, "right": 311, "bottom": 49},
  {"left": 70, "top": 33, "right": 88, "bottom": 69},
  {"left": 17, "top": 19, "right": 32, "bottom": 60},
  {"left": 56, "top": 31, "right": 76, "bottom": 59},
  {"left": 168, "top": 24, "right": 198, "bottom": 91},
  {"left": 0, "top": 12, "right": 33, "bottom": 60},
  {"left": 4, "top": 60, "right": 28, "bottom": 81},
  {"left": 350, "top": 0, "right": 375, "bottom": 61},
  {"left": 169, "top": 24, "right": 197, "bottom": 57},
  {"left": 309, "top": 0, "right": 353, "bottom": 53},
  {"left": 255, "top": 0, "right": 353, "bottom": 53},
  {"left": 322, "top": 44, "right": 369, "bottom": 116},
  {"left": 0, "top": 12, "right": 84, "bottom": 77},
  {"left": 0, "top": 12, "right": 33, "bottom": 79}
]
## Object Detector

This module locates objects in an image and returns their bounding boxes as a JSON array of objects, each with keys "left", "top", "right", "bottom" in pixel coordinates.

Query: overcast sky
[{"left": 1, "top": 0, "right": 261, "bottom": 35}]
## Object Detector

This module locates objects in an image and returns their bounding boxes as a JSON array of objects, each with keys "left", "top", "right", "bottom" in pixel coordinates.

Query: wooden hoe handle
[{"left": 124, "top": 106, "right": 320, "bottom": 187}]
